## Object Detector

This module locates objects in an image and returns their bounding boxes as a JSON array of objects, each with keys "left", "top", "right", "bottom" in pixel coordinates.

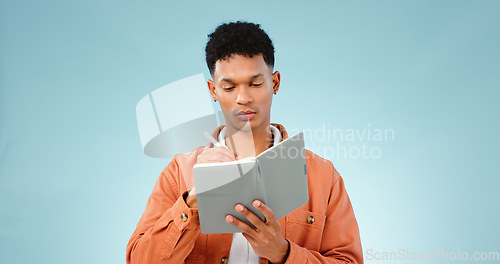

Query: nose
[{"left": 235, "top": 87, "right": 253, "bottom": 105}]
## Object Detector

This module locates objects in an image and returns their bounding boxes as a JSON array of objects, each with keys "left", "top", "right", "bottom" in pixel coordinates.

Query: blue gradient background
[{"left": 1, "top": 1, "right": 498, "bottom": 263}]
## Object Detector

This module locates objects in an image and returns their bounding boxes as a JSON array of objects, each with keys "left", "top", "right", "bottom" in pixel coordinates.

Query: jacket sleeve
[
  {"left": 283, "top": 167, "right": 363, "bottom": 264},
  {"left": 126, "top": 157, "right": 201, "bottom": 264}
]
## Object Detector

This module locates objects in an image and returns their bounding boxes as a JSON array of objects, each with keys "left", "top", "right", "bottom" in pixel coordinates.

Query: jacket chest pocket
[
  {"left": 285, "top": 209, "right": 326, "bottom": 251},
  {"left": 186, "top": 233, "right": 207, "bottom": 262}
]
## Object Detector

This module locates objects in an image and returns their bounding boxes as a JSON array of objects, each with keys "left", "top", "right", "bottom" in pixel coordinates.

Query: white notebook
[{"left": 193, "top": 132, "right": 308, "bottom": 234}]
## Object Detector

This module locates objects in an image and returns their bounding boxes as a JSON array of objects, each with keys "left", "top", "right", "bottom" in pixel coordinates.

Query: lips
[{"left": 236, "top": 110, "right": 256, "bottom": 121}]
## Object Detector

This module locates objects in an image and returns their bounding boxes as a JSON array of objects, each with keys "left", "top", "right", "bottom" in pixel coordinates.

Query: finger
[
  {"left": 198, "top": 150, "right": 235, "bottom": 163},
  {"left": 215, "top": 146, "right": 236, "bottom": 161},
  {"left": 210, "top": 151, "right": 234, "bottom": 162},
  {"left": 253, "top": 200, "right": 278, "bottom": 226},
  {"left": 241, "top": 232, "right": 257, "bottom": 244},
  {"left": 225, "top": 215, "right": 258, "bottom": 238},
  {"left": 203, "top": 147, "right": 236, "bottom": 162},
  {"left": 235, "top": 204, "right": 268, "bottom": 230}
]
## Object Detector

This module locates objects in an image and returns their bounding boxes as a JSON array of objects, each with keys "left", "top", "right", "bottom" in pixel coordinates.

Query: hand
[
  {"left": 226, "top": 200, "right": 290, "bottom": 263},
  {"left": 196, "top": 146, "right": 236, "bottom": 164},
  {"left": 185, "top": 146, "right": 237, "bottom": 208}
]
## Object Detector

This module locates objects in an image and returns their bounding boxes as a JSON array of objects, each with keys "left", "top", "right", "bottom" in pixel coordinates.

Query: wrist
[{"left": 269, "top": 239, "right": 290, "bottom": 264}]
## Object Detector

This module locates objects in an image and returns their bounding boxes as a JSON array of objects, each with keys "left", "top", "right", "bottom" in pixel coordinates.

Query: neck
[{"left": 224, "top": 122, "right": 273, "bottom": 159}]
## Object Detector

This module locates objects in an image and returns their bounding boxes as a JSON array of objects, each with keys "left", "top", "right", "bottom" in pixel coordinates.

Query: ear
[
  {"left": 207, "top": 79, "right": 217, "bottom": 101},
  {"left": 271, "top": 71, "right": 281, "bottom": 94}
]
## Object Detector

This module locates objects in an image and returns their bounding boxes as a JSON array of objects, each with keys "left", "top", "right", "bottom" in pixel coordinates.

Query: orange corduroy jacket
[{"left": 127, "top": 124, "right": 363, "bottom": 264}]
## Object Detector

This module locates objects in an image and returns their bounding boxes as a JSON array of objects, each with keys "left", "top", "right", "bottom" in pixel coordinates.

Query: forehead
[{"left": 214, "top": 54, "right": 271, "bottom": 82}]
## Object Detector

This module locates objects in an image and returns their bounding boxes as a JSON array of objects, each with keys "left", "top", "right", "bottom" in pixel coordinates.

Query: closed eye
[
  {"left": 222, "top": 87, "right": 235, "bottom": 91},
  {"left": 251, "top": 83, "right": 264, "bottom": 87}
]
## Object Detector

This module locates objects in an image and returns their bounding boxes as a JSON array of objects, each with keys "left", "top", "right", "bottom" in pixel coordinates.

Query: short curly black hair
[{"left": 205, "top": 21, "right": 275, "bottom": 75}]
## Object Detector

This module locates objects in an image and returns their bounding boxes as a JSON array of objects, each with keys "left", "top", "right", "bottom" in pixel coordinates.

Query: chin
[{"left": 225, "top": 119, "right": 257, "bottom": 132}]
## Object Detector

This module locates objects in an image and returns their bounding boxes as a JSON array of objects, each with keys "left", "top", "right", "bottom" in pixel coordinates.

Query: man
[{"left": 127, "top": 21, "right": 363, "bottom": 264}]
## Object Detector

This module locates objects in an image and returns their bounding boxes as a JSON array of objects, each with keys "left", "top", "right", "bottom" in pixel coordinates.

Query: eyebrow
[{"left": 220, "top": 74, "right": 264, "bottom": 83}]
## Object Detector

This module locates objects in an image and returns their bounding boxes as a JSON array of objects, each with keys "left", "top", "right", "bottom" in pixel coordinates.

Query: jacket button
[
  {"left": 181, "top": 213, "right": 188, "bottom": 222},
  {"left": 221, "top": 257, "right": 228, "bottom": 263},
  {"left": 306, "top": 215, "right": 315, "bottom": 224}
]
